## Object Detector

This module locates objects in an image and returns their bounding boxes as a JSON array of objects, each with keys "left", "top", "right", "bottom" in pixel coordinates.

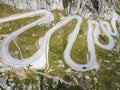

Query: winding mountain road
[
  {"left": 0, "top": 10, "right": 119, "bottom": 71},
  {"left": 0, "top": 10, "right": 54, "bottom": 69},
  {"left": 94, "top": 21, "right": 115, "bottom": 50},
  {"left": 64, "top": 20, "right": 98, "bottom": 71}
]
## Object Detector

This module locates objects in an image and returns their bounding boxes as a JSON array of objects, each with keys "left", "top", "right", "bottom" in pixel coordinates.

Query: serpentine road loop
[
  {"left": 64, "top": 20, "right": 98, "bottom": 71},
  {"left": 94, "top": 21, "right": 115, "bottom": 50},
  {"left": 0, "top": 10, "right": 119, "bottom": 71},
  {"left": 0, "top": 10, "right": 54, "bottom": 69}
]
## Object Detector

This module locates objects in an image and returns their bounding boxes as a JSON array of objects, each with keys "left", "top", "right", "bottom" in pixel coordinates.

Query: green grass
[
  {"left": 0, "top": 4, "right": 43, "bottom": 59},
  {"left": 0, "top": 4, "right": 45, "bottom": 59},
  {"left": 0, "top": 4, "right": 25, "bottom": 18},
  {"left": 7, "top": 15, "right": 45, "bottom": 59},
  {"left": 9, "top": 25, "right": 52, "bottom": 59},
  {"left": 8, "top": 9, "right": 67, "bottom": 59},
  {"left": 0, "top": 36, "right": 4, "bottom": 40},
  {"left": 0, "top": 15, "right": 41, "bottom": 34},
  {"left": 51, "top": 9, "right": 61, "bottom": 24},
  {"left": 48, "top": 19, "right": 77, "bottom": 76},
  {"left": 9, "top": 40, "right": 21, "bottom": 58},
  {"left": 95, "top": 58, "right": 120, "bottom": 90},
  {"left": 1, "top": 4, "right": 120, "bottom": 90},
  {"left": 115, "top": 0, "right": 120, "bottom": 9},
  {"left": 98, "top": 33, "right": 109, "bottom": 45},
  {"left": 71, "top": 18, "right": 88, "bottom": 64},
  {"left": 93, "top": 21, "right": 120, "bottom": 90}
]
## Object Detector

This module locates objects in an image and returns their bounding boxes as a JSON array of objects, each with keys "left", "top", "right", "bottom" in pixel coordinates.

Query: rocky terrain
[
  {"left": 0, "top": 0, "right": 120, "bottom": 90},
  {"left": 0, "top": 0, "right": 116, "bottom": 19}
]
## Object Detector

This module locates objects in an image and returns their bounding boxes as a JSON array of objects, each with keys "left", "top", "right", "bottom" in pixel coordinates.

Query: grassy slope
[
  {"left": 0, "top": 4, "right": 25, "bottom": 18},
  {"left": 0, "top": 4, "right": 120, "bottom": 90},
  {"left": 70, "top": 17, "right": 88, "bottom": 64},
  {"left": 48, "top": 19, "right": 77, "bottom": 76},
  {"left": 0, "top": 4, "right": 44, "bottom": 59},
  {"left": 115, "top": 0, "right": 120, "bottom": 10},
  {"left": 11, "top": 25, "right": 51, "bottom": 59}
]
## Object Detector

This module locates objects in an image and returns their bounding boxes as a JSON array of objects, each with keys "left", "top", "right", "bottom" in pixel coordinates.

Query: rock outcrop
[
  {"left": 65, "top": 0, "right": 115, "bottom": 19},
  {"left": 1, "top": 0, "right": 64, "bottom": 10},
  {"left": 0, "top": 0, "right": 117, "bottom": 19}
]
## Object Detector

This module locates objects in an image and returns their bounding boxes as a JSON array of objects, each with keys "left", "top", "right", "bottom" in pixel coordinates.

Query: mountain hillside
[
  {"left": 0, "top": 0, "right": 120, "bottom": 90},
  {"left": 1, "top": 0, "right": 118, "bottom": 19}
]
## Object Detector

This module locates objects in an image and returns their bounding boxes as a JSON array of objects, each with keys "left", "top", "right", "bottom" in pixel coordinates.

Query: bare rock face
[
  {"left": 1, "top": 0, "right": 64, "bottom": 10},
  {"left": 0, "top": 0, "right": 117, "bottom": 19},
  {"left": 0, "top": 77, "right": 15, "bottom": 90},
  {"left": 65, "top": 0, "right": 115, "bottom": 19}
]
